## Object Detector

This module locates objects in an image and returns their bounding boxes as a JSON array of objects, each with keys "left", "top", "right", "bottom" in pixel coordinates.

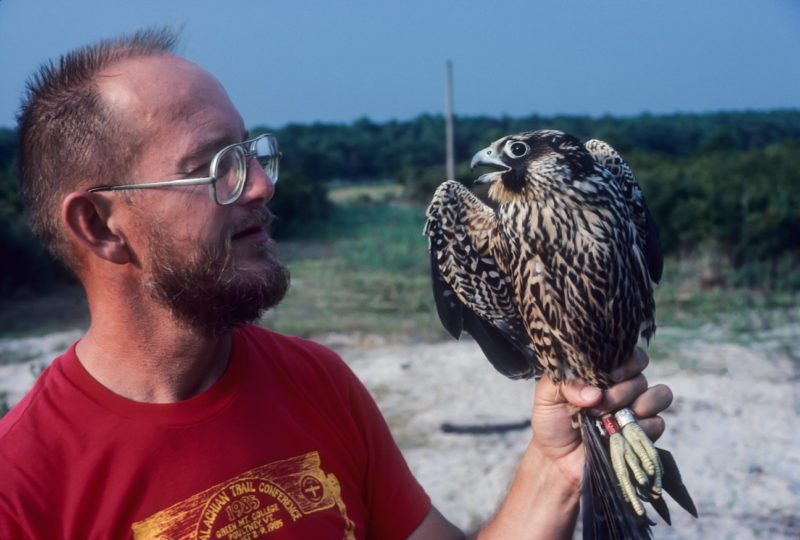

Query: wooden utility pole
[{"left": 445, "top": 60, "right": 455, "bottom": 179}]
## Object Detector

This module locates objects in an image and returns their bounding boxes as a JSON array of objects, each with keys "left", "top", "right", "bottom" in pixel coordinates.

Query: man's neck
[{"left": 75, "top": 302, "right": 233, "bottom": 404}]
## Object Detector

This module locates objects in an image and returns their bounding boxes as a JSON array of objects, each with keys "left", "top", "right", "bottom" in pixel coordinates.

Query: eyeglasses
[{"left": 87, "top": 133, "right": 281, "bottom": 206}]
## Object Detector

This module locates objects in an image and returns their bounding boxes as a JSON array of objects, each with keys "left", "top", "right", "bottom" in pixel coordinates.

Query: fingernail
[
  {"left": 581, "top": 386, "right": 602, "bottom": 401},
  {"left": 611, "top": 367, "right": 624, "bottom": 382}
]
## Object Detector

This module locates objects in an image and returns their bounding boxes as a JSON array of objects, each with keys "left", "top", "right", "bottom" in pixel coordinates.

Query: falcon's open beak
[{"left": 471, "top": 146, "right": 510, "bottom": 184}]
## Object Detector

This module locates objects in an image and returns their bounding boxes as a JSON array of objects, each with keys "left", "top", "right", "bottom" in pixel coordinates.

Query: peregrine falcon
[{"left": 424, "top": 130, "right": 696, "bottom": 538}]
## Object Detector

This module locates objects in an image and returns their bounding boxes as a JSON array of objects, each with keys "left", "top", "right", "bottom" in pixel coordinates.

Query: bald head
[{"left": 97, "top": 54, "right": 244, "bottom": 154}]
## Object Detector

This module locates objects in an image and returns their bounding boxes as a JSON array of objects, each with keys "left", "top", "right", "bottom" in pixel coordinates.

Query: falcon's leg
[
  {"left": 601, "top": 414, "right": 649, "bottom": 516},
  {"left": 599, "top": 411, "right": 664, "bottom": 517},
  {"left": 615, "top": 408, "right": 663, "bottom": 497}
]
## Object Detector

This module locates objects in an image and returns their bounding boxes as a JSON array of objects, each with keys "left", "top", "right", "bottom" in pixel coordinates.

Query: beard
[{"left": 142, "top": 207, "right": 290, "bottom": 336}]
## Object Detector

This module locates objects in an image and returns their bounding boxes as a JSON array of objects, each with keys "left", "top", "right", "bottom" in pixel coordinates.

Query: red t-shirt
[{"left": 0, "top": 325, "right": 431, "bottom": 539}]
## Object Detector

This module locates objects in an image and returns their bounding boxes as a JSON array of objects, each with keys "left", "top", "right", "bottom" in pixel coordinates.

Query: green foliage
[
  {"left": 0, "top": 148, "right": 74, "bottom": 298},
  {"left": 0, "top": 129, "right": 16, "bottom": 170},
  {"left": 631, "top": 140, "right": 800, "bottom": 264},
  {"left": 398, "top": 163, "right": 447, "bottom": 204},
  {"left": 267, "top": 170, "right": 331, "bottom": 239},
  {"left": 0, "top": 392, "right": 9, "bottom": 419},
  {"left": 258, "top": 113, "right": 449, "bottom": 183},
  {"left": 0, "top": 205, "right": 71, "bottom": 297},
  {"left": 265, "top": 110, "right": 800, "bottom": 185},
  {"left": 398, "top": 160, "right": 478, "bottom": 204},
  {"left": 2, "top": 112, "right": 800, "bottom": 298}
]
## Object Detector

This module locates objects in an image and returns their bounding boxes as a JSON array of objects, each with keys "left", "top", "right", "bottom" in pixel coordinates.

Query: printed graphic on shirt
[{"left": 132, "top": 451, "right": 355, "bottom": 540}]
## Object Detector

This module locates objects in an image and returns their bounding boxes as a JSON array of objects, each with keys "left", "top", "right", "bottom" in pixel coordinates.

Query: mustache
[{"left": 230, "top": 207, "right": 276, "bottom": 238}]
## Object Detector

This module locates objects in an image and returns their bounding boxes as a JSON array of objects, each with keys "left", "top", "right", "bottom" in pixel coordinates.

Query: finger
[
  {"left": 558, "top": 378, "right": 603, "bottom": 409},
  {"left": 588, "top": 374, "right": 648, "bottom": 416},
  {"left": 532, "top": 373, "right": 560, "bottom": 407},
  {"left": 609, "top": 346, "right": 649, "bottom": 383},
  {"left": 637, "top": 416, "right": 665, "bottom": 442},
  {"left": 631, "top": 384, "right": 673, "bottom": 418}
]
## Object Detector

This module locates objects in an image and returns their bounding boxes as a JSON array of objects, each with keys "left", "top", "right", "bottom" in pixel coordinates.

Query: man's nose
[{"left": 238, "top": 159, "right": 275, "bottom": 205}]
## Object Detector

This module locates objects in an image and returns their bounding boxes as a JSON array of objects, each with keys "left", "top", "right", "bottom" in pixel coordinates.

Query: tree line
[
  {"left": 269, "top": 110, "right": 800, "bottom": 184},
  {"left": 1, "top": 110, "right": 799, "bottom": 297}
]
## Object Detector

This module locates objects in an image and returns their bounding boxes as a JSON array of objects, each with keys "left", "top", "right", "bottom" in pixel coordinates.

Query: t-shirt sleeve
[{"left": 342, "top": 361, "right": 432, "bottom": 539}]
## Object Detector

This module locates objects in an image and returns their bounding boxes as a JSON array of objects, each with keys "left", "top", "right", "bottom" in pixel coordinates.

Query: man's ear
[{"left": 62, "top": 191, "right": 131, "bottom": 264}]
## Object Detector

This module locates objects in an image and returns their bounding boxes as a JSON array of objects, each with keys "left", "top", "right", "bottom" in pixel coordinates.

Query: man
[{"left": 1, "top": 29, "right": 672, "bottom": 539}]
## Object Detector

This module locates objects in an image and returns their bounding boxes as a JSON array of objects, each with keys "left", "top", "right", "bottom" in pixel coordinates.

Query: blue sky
[{"left": 1, "top": 0, "right": 799, "bottom": 129}]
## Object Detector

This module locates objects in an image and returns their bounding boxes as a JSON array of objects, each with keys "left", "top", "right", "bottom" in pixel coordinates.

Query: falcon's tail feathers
[
  {"left": 658, "top": 448, "right": 698, "bottom": 518},
  {"left": 580, "top": 412, "right": 652, "bottom": 539}
]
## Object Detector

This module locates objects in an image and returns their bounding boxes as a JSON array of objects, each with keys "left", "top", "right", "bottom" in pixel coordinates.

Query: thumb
[{"left": 558, "top": 378, "right": 603, "bottom": 409}]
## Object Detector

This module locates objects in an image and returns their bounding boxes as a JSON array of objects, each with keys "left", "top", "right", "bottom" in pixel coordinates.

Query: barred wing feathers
[
  {"left": 585, "top": 139, "right": 663, "bottom": 285},
  {"left": 584, "top": 139, "right": 663, "bottom": 343},
  {"left": 424, "top": 180, "right": 540, "bottom": 379}
]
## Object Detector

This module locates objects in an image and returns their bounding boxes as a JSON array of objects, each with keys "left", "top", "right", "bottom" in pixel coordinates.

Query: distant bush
[
  {"left": 267, "top": 170, "right": 331, "bottom": 239},
  {"left": 272, "top": 109, "right": 800, "bottom": 183},
  {"left": 631, "top": 140, "right": 800, "bottom": 262},
  {"left": 0, "top": 207, "right": 74, "bottom": 298},
  {"left": 0, "top": 153, "right": 74, "bottom": 298}
]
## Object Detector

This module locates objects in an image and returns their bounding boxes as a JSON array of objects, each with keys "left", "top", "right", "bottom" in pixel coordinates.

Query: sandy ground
[{"left": 1, "top": 326, "right": 798, "bottom": 539}]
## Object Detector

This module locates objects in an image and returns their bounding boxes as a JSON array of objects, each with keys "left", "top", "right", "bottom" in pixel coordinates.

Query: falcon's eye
[{"left": 505, "top": 141, "right": 530, "bottom": 158}]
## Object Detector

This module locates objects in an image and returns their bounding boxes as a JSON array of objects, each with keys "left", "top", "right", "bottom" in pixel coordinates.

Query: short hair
[{"left": 16, "top": 27, "right": 179, "bottom": 269}]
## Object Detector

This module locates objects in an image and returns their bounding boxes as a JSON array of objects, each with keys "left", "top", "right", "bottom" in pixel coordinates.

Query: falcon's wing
[
  {"left": 585, "top": 139, "right": 663, "bottom": 284},
  {"left": 424, "top": 180, "right": 540, "bottom": 379}
]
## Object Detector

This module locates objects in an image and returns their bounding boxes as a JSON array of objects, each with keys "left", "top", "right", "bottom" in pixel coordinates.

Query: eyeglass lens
[
  {"left": 254, "top": 136, "right": 280, "bottom": 184},
  {"left": 214, "top": 146, "right": 247, "bottom": 204},
  {"left": 214, "top": 136, "right": 279, "bottom": 204}
]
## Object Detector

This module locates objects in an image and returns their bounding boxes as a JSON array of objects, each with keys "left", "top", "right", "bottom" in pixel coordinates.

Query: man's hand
[
  {"left": 530, "top": 346, "right": 673, "bottom": 488},
  {"left": 410, "top": 347, "right": 675, "bottom": 540}
]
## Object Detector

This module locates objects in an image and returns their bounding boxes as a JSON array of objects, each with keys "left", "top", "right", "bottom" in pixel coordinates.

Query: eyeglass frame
[{"left": 87, "top": 133, "right": 281, "bottom": 206}]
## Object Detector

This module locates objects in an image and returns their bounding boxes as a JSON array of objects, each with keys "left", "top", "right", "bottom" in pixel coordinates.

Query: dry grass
[{"left": 326, "top": 181, "right": 404, "bottom": 205}]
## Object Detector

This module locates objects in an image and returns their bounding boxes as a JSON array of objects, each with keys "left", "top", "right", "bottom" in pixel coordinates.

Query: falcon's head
[{"left": 470, "top": 130, "right": 597, "bottom": 204}]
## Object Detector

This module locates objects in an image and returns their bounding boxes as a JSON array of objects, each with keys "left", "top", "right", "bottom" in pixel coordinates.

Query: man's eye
[
  {"left": 216, "top": 162, "right": 234, "bottom": 178},
  {"left": 215, "top": 151, "right": 239, "bottom": 179},
  {"left": 181, "top": 163, "right": 209, "bottom": 177}
]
